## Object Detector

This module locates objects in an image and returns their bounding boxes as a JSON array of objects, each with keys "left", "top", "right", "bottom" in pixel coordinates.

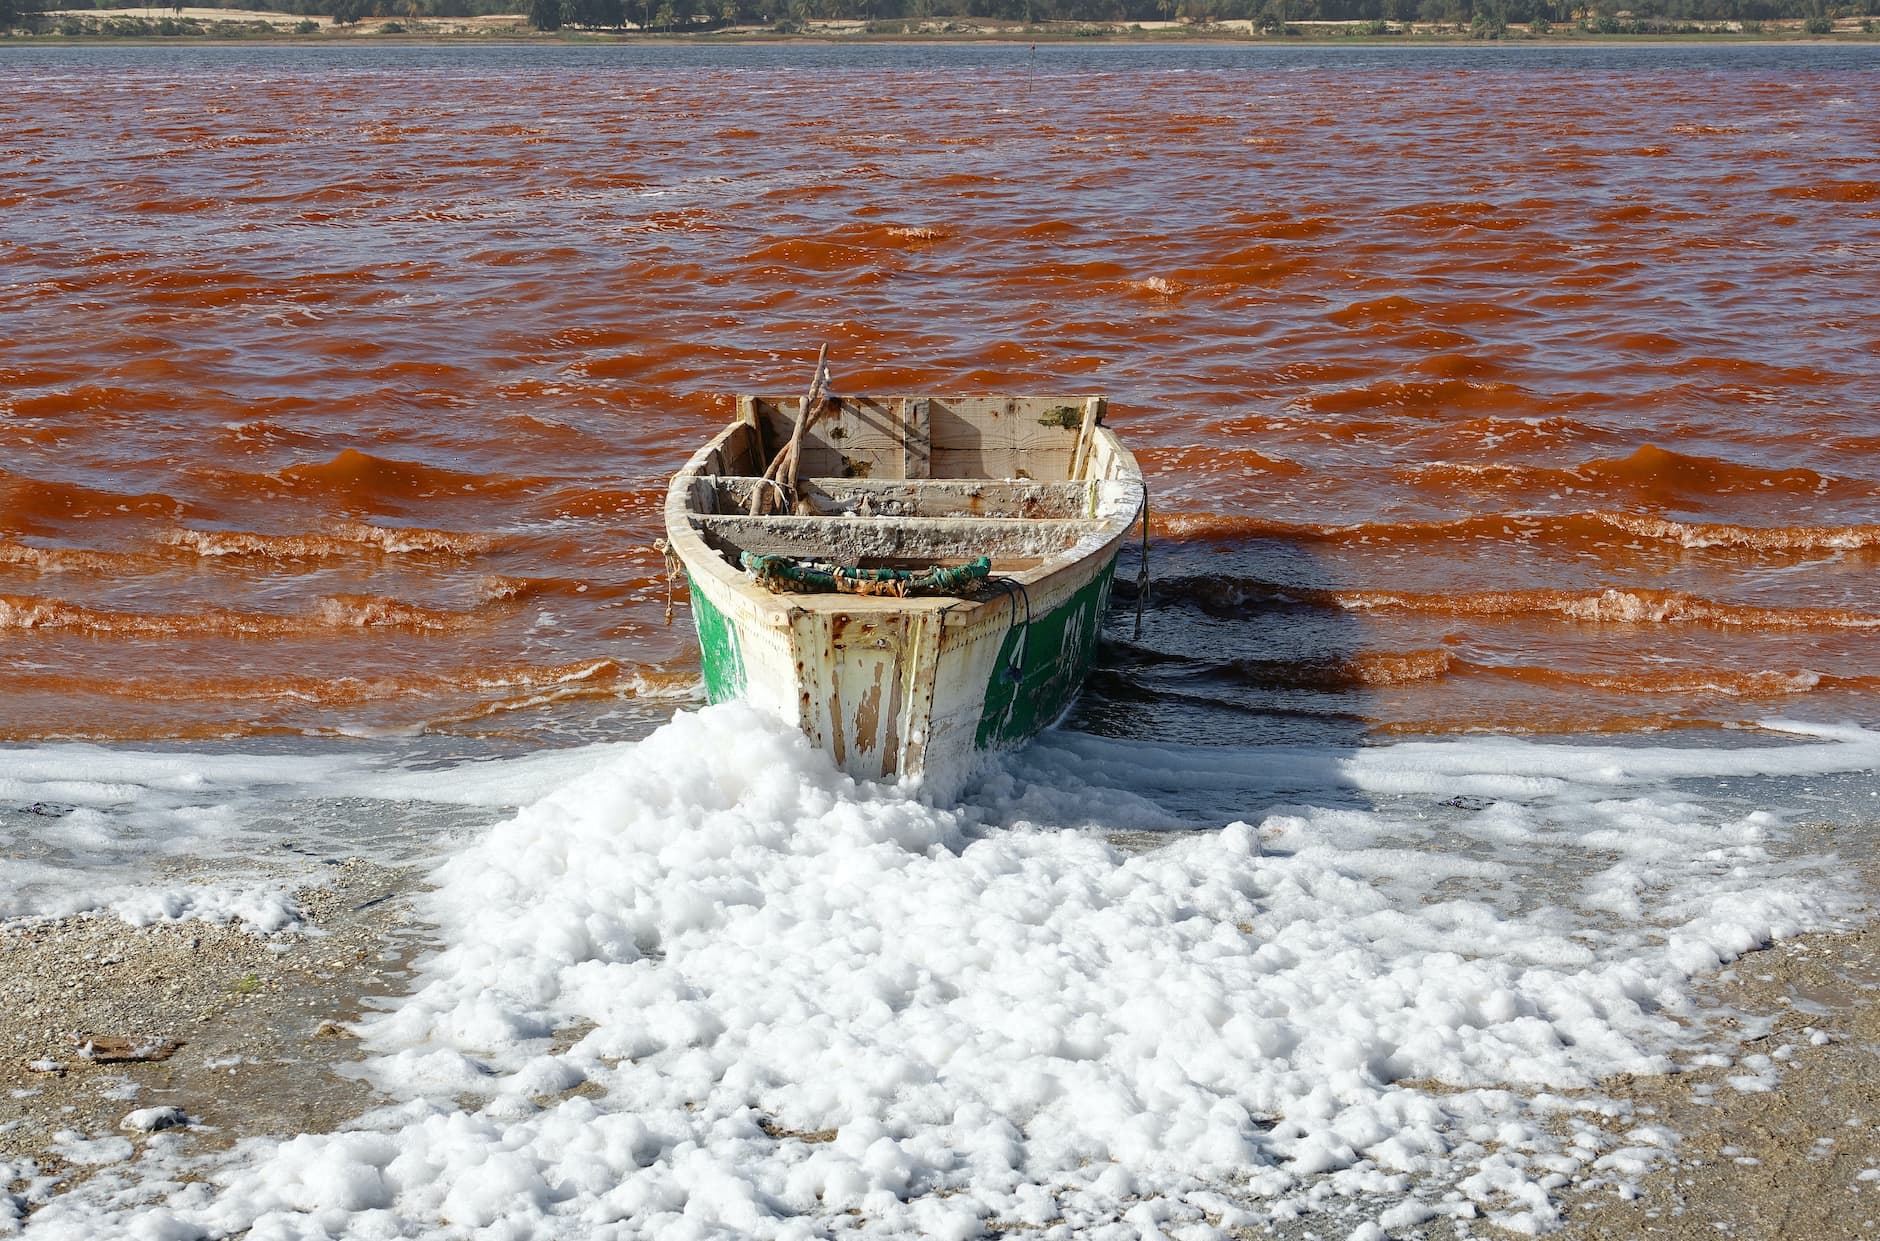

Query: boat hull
[
  {"left": 665, "top": 390, "right": 1143, "bottom": 791},
  {"left": 684, "top": 544, "right": 1123, "bottom": 789}
]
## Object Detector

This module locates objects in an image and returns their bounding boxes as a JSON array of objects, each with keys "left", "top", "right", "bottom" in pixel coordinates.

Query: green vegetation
[
  {"left": 2, "top": 0, "right": 1874, "bottom": 36},
  {"left": 1469, "top": 0, "right": 1507, "bottom": 37}
]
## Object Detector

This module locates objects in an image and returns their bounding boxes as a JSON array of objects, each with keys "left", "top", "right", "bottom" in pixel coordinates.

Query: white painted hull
[{"left": 665, "top": 393, "right": 1144, "bottom": 790}]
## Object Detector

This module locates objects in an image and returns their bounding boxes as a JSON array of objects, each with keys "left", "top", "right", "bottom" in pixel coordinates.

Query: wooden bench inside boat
[
  {"left": 728, "top": 394, "right": 1109, "bottom": 483},
  {"left": 702, "top": 477, "right": 1099, "bottom": 520},
  {"left": 661, "top": 382, "right": 1146, "bottom": 781},
  {"left": 673, "top": 393, "right": 1132, "bottom": 592},
  {"left": 691, "top": 478, "right": 1105, "bottom": 573},
  {"left": 691, "top": 492, "right": 1097, "bottom": 575}
]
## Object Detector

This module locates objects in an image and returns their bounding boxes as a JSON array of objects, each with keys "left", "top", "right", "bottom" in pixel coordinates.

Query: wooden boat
[{"left": 662, "top": 369, "right": 1145, "bottom": 789}]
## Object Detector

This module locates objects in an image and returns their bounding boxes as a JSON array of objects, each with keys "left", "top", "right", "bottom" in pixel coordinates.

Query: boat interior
[{"left": 676, "top": 395, "right": 1137, "bottom": 588}]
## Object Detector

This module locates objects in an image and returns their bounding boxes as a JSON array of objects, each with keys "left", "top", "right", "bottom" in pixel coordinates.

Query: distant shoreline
[
  {"left": 6, "top": 35, "right": 1879, "bottom": 49},
  {"left": 5, "top": 9, "right": 1877, "bottom": 49}
]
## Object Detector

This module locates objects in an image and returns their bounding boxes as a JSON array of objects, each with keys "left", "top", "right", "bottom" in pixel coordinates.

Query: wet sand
[
  {"left": 1556, "top": 918, "right": 1880, "bottom": 1241},
  {"left": 1, "top": 860, "right": 420, "bottom": 1208},
  {"left": 1550, "top": 838, "right": 1880, "bottom": 1240}
]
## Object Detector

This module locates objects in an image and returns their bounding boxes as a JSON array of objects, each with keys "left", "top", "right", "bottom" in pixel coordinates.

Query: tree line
[
  {"left": 497, "top": 0, "right": 1880, "bottom": 26},
  {"left": 5, "top": 0, "right": 1873, "bottom": 32}
]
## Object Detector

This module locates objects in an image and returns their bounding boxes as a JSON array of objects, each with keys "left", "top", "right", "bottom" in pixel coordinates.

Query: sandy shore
[
  {"left": 5, "top": 856, "right": 1878, "bottom": 1234},
  {"left": 19, "top": 10, "right": 1879, "bottom": 41},
  {"left": 1, "top": 860, "right": 421, "bottom": 1209},
  {"left": 1555, "top": 918, "right": 1880, "bottom": 1240}
]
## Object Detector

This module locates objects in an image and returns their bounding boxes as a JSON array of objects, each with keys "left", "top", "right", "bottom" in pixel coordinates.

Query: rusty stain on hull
[
  {"left": 664, "top": 392, "right": 1143, "bottom": 786},
  {"left": 855, "top": 674, "right": 884, "bottom": 758}
]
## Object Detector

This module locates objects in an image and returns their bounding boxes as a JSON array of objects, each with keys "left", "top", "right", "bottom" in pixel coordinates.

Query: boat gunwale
[{"left": 663, "top": 397, "right": 1144, "bottom": 622}]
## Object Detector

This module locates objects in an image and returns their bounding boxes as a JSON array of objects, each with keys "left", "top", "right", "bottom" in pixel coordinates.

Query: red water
[{"left": 3, "top": 51, "right": 1877, "bottom": 741}]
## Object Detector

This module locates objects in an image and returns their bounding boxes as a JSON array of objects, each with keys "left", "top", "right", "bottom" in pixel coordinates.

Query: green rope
[{"left": 741, "top": 552, "right": 992, "bottom": 598}]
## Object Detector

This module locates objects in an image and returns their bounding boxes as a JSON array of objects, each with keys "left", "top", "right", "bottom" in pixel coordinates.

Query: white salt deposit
[
  {"left": 0, "top": 740, "right": 633, "bottom": 927},
  {"left": 117, "top": 1108, "right": 187, "bottom": 1135},
  {"left": 46, "top": 1134, "right": 131, "bottom": 1168},
  {"left": 9, "top": 708, "right": 1879, "bottom": 1238}
]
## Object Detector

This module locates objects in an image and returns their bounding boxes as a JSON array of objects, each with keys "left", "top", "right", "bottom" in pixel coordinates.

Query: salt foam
[{"left": 14, "top": 707, "right": 1877, "bottom": 1238}]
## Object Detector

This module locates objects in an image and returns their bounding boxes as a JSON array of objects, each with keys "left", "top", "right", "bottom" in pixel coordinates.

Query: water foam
[{"left": 16, "top": 708, "right": 1875, "bottom": 1238}]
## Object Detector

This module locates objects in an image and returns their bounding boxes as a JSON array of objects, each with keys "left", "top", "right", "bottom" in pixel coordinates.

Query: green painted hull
[
  {"left": 690, "top": 582, "right": 747, "bottom": 704},
  {"left": 667, "top": 390, "right": 1143, "bottom": 785},
  {"left": 689, "top": 552, "right": 1119, "bottom": 774},
  {"left": 975, "top": 554, "right": 1116, "bottom": 750}
]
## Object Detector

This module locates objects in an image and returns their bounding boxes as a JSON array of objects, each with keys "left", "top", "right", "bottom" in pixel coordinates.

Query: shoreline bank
[
  {"left": 4, "top": 12, "right": 1877, "bottom": 47},
  {"left": 5, "top": 848, "right": 1878, "bottom": 1236},
  {"left": 1, "top": 859, "right": 423, "bottom": 1215},
  {"left": 1555, "top": 915, "right": 1880, "bottom": 1240}
]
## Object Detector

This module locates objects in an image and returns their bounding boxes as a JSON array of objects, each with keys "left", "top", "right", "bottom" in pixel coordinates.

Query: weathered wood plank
[
  {"left": 755, "top": 396, "right": 906, "bottom": 481},
  {"left": 742, "top": 394, "right": 1097, "bottom": 419},
  {"left": 698, "top": 422, "right": 765, "bottom": 478},
  {"left": 901, "top": 397, "right": 931, "bottom": 481},
  {"left": 743, "top": 393, "right": 1097, "bottom": 481},
  {"left": 703, "top": 477, "right": 1093, "bottom": 519},
  {"left": 694, "top": 514, "right": 1100, "bottom": 561},
  {"left": 1070, "top": 396, "right": 1105, "bottom": 481},
  {"left": 929, "top": 446, "right": 1077, "bottom": 481}
]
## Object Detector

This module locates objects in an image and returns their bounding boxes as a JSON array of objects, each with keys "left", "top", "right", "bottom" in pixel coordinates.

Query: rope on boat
[
  {"left": 745, "top": 476, "right": 790, "bottom": 515},
  {"left": 740, "top": 552, "right": 993, "bottom": 598},
  {"left": 986, "top": 576, "right": 1033, "bottom": 684},
  {"left": 654, "top": 537, "right": 684, "bottom": 626},
  {"left": 1134, "top": 481, "right": 1150, "bottom": 641}
]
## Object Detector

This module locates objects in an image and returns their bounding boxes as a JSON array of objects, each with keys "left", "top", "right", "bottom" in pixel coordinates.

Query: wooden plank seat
[
  {"left": 700, "top": 476, "right": 1096, "bottom": 520},
  {"left": 694, "top": 512, "right": 1103, "bottom": 564},
  {"left": 738, "top": 394, "right": 1105, "bottom": 483}
]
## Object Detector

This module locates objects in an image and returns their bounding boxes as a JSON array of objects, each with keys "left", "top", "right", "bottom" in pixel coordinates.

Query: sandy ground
[
  {"left": 4, "top": 854, "right": 1878, "bottom": 1235},
  {"left": 1555, "top": 921, "right": 1880, "bottom": 1241},
  {"left": 1, "top": 859, "right": 422, "bottom": 1204}
]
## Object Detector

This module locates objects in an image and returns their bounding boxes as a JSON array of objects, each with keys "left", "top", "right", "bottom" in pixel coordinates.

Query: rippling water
[{"left": 3, "top": 43, "right": 1877, "bottom": 745}]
